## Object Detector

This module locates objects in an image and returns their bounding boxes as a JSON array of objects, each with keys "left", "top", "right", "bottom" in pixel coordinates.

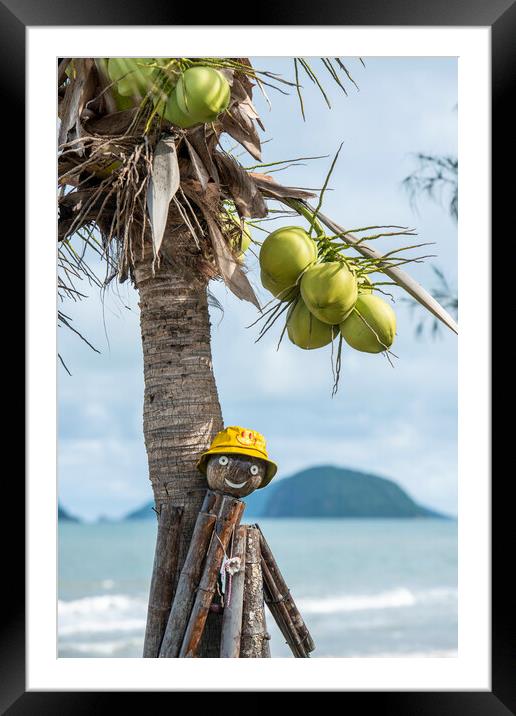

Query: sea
[{"left": 58, "top": 518, "right": 457, "bottom": 658}]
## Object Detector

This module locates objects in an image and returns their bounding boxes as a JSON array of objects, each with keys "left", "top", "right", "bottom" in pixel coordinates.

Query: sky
[{"left": 58, "top": 57, "right": 458, "bottom": 521}]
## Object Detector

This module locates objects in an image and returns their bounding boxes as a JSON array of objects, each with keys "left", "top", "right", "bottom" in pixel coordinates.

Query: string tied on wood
[{"left": 215, "top": 528, "right": 242, "bottom": 608}]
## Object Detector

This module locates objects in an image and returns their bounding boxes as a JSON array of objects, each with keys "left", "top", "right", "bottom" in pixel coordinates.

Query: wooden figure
[{"left": 156, "top": 426, "right": 315, "bottom": 658}]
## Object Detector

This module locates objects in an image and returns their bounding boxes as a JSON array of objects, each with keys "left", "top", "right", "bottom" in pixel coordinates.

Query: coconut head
[
  {"left": 175, "top": 66, "right": 230, "bottom": 124},
  {"left": 300, "top": 261, "right": 358, "bottom": 325},
  {"left": 259, "top": 226, "right": 317, "bottom": 301},
  {"left": 287, "top": 298, "right": 335, "bottom": 350},
  {"left": 205, "top": 454, "right": 266, "bottom": 498},
  {"left": 340, "top": 293, "right": 396, "bottom": 353}
]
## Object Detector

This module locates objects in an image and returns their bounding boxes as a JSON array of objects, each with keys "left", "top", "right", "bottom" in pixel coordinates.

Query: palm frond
[{"left": 403, "top": 153, "right": 458, "bottom": 221}]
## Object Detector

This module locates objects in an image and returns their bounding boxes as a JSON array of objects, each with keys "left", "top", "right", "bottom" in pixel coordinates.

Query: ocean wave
[
  {"left": 59, "top": 594, "right": 142, "bottom": 615},
  {"left": 62, "top": 638, "right": 143, "bottom": 656},
  {"left": 58, "top": 594, "right": 146, "bottom": 636},
  {"left": 57, "top": 586, "right": 457, "bottom": 637},
  {"left": 326, "top": 649, "right": 458, "bottom": 658},
  {"left": 297, "top": 587, "right": 457, "bottom": 615}
]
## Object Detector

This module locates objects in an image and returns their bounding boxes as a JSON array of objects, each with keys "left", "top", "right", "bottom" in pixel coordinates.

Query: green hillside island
[
  {"left": 58, "top": 503, "right": 81, "bottom": 522},
  {"left": 124, "top": 466, "right": 448, "bottom": 520}
]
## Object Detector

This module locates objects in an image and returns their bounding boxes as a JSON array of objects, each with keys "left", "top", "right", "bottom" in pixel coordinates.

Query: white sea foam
[
  {"left": 58, "top": 594, "right": 146, "bottom": 636},
  {"left": 326, "top": 649, "right": 458, "bottom": 658},
  {"left": 297, "top": 587, "right": 457, "bottom": 615},
  {"left": 57, "top": 586, "right": 457, "bottom": 639},
  {"left": 59, "top": 594, "right": 139, "bottom": 615},
  {"left": 63, "top": 638, "right": 142, "bottom": 656}
]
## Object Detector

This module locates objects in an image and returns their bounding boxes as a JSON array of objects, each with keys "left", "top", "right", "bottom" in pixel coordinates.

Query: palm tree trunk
[{"left": 134, "top": 240, "right": 224, "bottom": 657}]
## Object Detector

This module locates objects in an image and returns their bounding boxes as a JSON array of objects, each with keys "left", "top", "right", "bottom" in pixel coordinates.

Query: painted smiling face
[{"left": 205, "top": 454, "right": 267, "bottom": 498}]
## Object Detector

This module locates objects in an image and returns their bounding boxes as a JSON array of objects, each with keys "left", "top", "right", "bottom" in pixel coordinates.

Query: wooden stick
[
  {"left": 220, "top": 525, "right": 247, "bottom": 658},
  {"left": 261, "top": 556, "right": 307, "bottom": 657},
  {"left": 240, "top": 526, "right": 270, "bottom": 658},
  {"left": 261, "top": 614, "right": 271, "bottom": 658},
  {"left": 257, "top": 524, "right": 315, "bottom": 655},
  {"left": 158, "top": 490, "right": 222, "bottom": 658},
  {"left": 143, "top": 503, "right": 184, "bottom": 657},
  {"left": 179, "top": 496, "right": 245, "bottom": 657}
]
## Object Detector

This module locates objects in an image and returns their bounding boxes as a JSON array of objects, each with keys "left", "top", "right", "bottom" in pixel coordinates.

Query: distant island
[
  {"left": 122, "top": 465, "right": 448, "bottom": 520},
  {"left": 58, "top": 503, "right": 81, "bottom": 522}
]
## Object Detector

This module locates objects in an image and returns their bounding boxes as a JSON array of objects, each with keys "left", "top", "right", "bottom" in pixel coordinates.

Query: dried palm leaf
[
  {"left": 220, "top": 104, "right": 262, "bottom": 161},
  {"left": 184, "top": 139, "right": 210, "bottom": 192},
  {"left": 202, "top": 212, "right": 260, "bottom": 309},
  {"left": 187, "top": 127, "right": 220, "bottom": 184},
  {"left": 58, "top": 59, "right": 95, "bottom": 147},
  {"left": 146, "top": 137, "right": 180, "bottom": 256},
  {"left": 215, "top": 153, "right": 268, "bottom": 218},
  {"left": 250, "top": 172, "right": 317, "bottom": 201}
]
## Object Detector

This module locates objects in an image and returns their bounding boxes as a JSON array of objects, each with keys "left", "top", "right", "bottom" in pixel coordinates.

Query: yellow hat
[{"left": 197, "top": 426, "right": 277, "bottom": 488}]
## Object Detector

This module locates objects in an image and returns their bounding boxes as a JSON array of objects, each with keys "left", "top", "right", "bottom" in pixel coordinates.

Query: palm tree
[{"left": 58, "top": 57, "right": 457, "bottom": 657}]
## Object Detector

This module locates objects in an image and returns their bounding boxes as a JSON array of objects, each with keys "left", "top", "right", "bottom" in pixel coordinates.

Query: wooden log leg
[
  {"left": 179, "top": 496, "right": 245, "bottom": 657},
  {"left": 220, "top": 525, "right": 247, "bottom": 658},
  {"left": 257, "top": 524, "right": 315, "bottom": 655},
  {"left": 261, "top": 611, "right": 271, "bottom": 658},
  {"left": 143, "top": 503, "right": 184, "bottom": 657},
  {"left": 240, "top": 526, "right": 269, "bottom": 658},
  {"left": 159, "top": 490, "right": 222, "bottom": 657},
  {"left": 261, "top": 557, "right": 307, "bottom": 658}
]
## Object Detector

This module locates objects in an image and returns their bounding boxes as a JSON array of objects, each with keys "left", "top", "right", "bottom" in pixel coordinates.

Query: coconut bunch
[{"left": 257, "top": 220, "right": 404, "bottom": 358}]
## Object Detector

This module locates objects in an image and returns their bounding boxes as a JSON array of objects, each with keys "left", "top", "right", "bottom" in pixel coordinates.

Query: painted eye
[
  {"left": 218, "top": 456, "right": 229, "bottom": 466},
  {"left": 250, "top": 465, "right": 259, "bottom": 475}
]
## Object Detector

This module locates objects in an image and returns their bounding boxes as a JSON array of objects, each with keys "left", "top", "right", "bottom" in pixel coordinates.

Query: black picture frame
[{"left": 10, "top": 0, "right": 505, "bottom": 710}]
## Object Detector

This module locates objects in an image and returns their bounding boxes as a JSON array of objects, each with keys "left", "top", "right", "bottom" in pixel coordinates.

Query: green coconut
[
  {"left": 259, "top": 226, "right": 317, "bottom": 301},
  {"left": 163, "top": 90, "right": 198, "bottom": 128},
  {"left": 91, "top": 59, "right": 135, "bottom": 112},
  {"left": 107, "top": 58, "right": 157, "bottom": 97},
  {"left": 340, "top": 293, "right": 396, "bottom": 353},
  {"left": 260, "top": 270, "right": 292, "bottom": 299},
  {"left": 227, "top": 216, "right": 252, "bottom": 256},
  {"left": 287, "top": 298, "right": 335, "bottom": 350},
  {"left": 175, "top": 66, "right": 230, "bottom": 124},
  {"left": 300, "top": 262, "right": 358, "bottom": 325}
]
